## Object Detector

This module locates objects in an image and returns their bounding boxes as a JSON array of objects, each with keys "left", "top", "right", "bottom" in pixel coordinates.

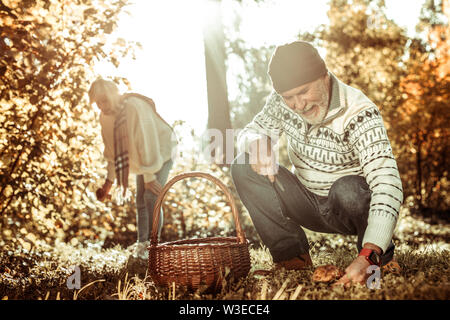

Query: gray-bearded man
[{"left": 231, "top": 41, "right": 403, "bottom": 286}]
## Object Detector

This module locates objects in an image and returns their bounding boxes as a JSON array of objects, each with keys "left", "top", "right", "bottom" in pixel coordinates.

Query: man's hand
[
  {"left": 249, "top": 137, "right": 278, "bottom": 183},
  {"left": 333, "top": 256, "right": 371, "bottom": 288},
  {"left": 96, "top": 179, "right": 113, "bottom": 202},
  {"left": 145, "top": 180, "right": 163, "bottom": 196},
  {"left": 333, "top": 243, "right": 382, "bottom": 288}
]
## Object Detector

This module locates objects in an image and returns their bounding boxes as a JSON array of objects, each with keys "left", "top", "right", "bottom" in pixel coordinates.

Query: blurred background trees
[
  {"left": 396, "top": 0, "right": 450, "bottom": 212},
  {"left": 312, "top": 0, "right": 449, "bottom": 214},
  {"left": 0, "top": 0, "right": 448, "bottom": 250},
  {"left": 225, "top": 0, "right": 449, "bottom": 217},
  {"left": 0, "top": 0, "right": 138, "bottom": 247}
]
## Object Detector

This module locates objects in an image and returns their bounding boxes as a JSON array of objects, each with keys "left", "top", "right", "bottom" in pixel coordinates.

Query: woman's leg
[
  {"left": 143, "top": 160, "right": 173, "bottom": 242},
  {"left": 135, "top": 174, "right": 148, "bottom": 243}
]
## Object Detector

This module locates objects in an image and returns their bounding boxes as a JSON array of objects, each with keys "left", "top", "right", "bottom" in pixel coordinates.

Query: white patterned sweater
[{"left": 237, "top": 73, "right": 403, "bottom": 253}]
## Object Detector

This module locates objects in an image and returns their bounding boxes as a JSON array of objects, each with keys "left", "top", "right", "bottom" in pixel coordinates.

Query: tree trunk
[
  {"left": 202, "top": 0, "right": 232, "bottom": 166},
  {"left": 416, "top": 138, "right": 423, "bottom": 209}
]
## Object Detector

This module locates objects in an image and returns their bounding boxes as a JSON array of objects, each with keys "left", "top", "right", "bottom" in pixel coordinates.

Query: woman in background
[{"left": 88, "top": 78, "right": 177, "bottom": 259}]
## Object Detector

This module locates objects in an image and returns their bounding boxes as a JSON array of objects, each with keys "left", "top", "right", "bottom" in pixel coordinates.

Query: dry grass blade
[
  {"left": 113, "top": 273, "right": 135, "bottom": 300},
  {"left": 129, "top": 275, "right": 150, "bottom": 300},
  {"left": 171, "top": 282, "right": 176, "bottom": 300},
  {"left": 73, "top": 279, "right": 106, "bottom": 300},
  {"left": 272, "top": 279, "right": 290, "bottom": 300},
  {"left": 290, "top": 285, "right": 303, "bottom": 300},
  {"left": 259, "top": 281, "right": 268, "bottom": 300}
]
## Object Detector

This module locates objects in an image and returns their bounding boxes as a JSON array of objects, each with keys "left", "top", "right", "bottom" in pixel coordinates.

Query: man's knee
[
  {"left": 230, "top": 152, "right": 252, "bottom": 181},
  {"left": 329, "top": 175, "right": 371, "bottom": 215}
]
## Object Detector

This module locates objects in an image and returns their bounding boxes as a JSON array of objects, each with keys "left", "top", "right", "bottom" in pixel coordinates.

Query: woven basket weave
[{"left": 148, "top": 172, "right": 251, "bottom": 291}]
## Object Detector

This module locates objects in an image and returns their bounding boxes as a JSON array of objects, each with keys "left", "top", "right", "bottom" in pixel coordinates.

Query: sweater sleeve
[
  {"left": 125, "top": 100, "right": 164, "bottom": 183},
  {"left": 346, "top": 106, "right": 403, "bottom": 253},
  {"left": 237, "top": 90, "right": 285, "bottom": 153}
]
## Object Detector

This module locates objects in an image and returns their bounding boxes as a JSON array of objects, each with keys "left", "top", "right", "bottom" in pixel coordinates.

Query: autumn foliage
[
  {"left": 0, "top": 0, "right": 448, "bottom": 252},
  {"left": 396, "top": 15, "right": 450, "bottom": 212},
  {"left": 0, "top": 0, "right": 449, "bottom": 301},
  {"left": 305, "top": 0, "right": 449, "bottom": 214},
  {"left": 0, "top": 0, "right": 137, "bottom": 246}
]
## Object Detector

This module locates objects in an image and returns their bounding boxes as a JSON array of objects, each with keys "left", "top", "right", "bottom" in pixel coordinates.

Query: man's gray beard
[
  {"left": 296, "top": 107, "right": 323, "bottom": 125},
  {"left": 296, "top": 100, "right": 329, "bottom": 125},
  {"left": 305, "top": 87, "right": 329, "bottom": 125}
]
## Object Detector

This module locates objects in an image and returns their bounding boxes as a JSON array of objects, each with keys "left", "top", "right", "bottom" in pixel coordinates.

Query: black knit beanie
[{"left": 268, "top": 41, "right": 327, "bottom": 94}]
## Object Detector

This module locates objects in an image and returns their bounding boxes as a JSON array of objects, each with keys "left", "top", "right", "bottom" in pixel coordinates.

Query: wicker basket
[{"left": 148, "top": 172, "right": 251, "bottom": 291}]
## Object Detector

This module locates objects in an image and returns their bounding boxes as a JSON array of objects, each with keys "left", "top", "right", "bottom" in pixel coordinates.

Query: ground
[{"left": 0, "top": 206, "right": 448, "bottom": 300}]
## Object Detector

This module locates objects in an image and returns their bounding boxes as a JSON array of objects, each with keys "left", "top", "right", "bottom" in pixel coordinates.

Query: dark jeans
[
  {"left": 135, "top": 159, "right": 173, "bottom": 243},
  {"left": 231, "top": 152, "right": 394, "bottom": 265}
]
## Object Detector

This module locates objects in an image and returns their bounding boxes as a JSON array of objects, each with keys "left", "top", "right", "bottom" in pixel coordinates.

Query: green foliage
[
  {"left": 224, "top": 6, "right": 294, "bottom": 167},
  {"left": 226, "top": 38, "right": 274, "bottom": 129},
  {"left": 222, "top": 1, "right": 274, "bottom": 129},
  {"left": 0, "top": 0, "right": 137, "bottom": 245}
]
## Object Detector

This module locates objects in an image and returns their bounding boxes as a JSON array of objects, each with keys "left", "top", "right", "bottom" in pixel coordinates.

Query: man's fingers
[
  {"left": 250, "top": 163, "right": 279, "bottom": 185},
  {"left": 333, "top": 273, "right": 365, "bottom": 288},
  {"left": 250, "top": 163, "right": 266, "bottom": 176},
  {"left": 333, "top": 273, "right": 350, "bottom": 287},
  {"left": 334, "top": 277, "right": 346, "bottom": 285},
  {"left": 252, "top": 163, "right": 278, "bottom": 175}
]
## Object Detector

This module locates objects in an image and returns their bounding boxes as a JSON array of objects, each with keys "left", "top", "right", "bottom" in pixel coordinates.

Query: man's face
[{"left": 280, "top": 74, "right": 330, "bottom": 125}]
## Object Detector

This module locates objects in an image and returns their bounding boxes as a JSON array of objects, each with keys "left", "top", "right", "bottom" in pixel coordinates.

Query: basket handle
[{"left": 150, "top": 171, "right": 247, "bottom": 246}]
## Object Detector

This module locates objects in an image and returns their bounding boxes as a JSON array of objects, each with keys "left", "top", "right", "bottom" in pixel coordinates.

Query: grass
[{"left": 1, "top": 206, "right": 449, "bottom": 300}]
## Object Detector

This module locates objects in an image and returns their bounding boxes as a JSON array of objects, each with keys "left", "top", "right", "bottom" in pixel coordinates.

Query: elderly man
[{"left": 231, "top": 41, "right": 403, "bottom": 286}]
